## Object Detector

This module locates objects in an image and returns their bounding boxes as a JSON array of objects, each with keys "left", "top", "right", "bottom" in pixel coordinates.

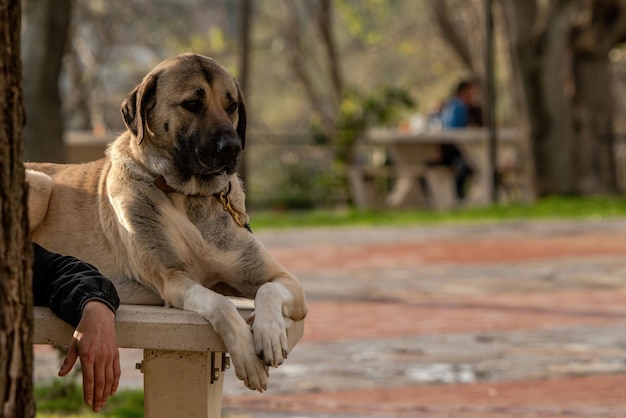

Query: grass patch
[
  {"left": 35, "top": 381, "right": 143, "bottom": 418},
  {"left": 35, "top": 381, "right": 245, "bottom": 418},
  {"left": 249, "top": 195, "right": 626, "bottom": 229}
]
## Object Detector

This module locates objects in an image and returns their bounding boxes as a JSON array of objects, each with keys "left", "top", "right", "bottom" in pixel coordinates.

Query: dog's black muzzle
[
  {"left": 194, "top": 133, "right": 242, "bottom": 176},
  {"left": 175, "top": 128, "right": 243, "bottom": 179},
  {"left": 214, "top": 135, "right": 242, "bottom": 174}
]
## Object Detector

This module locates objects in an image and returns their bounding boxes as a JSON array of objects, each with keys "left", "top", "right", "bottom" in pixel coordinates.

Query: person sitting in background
[
  {"left": 33, "top": 243, "right": 120, "bottom": 413},
  {"left": 430, "top": 80, "right": 481, "bottom": 200},
  {"left": 441, "top": 80, "right": 481, "bottom": 128}
]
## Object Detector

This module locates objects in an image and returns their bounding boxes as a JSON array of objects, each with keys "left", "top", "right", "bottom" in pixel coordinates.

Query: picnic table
[{"left": 353, "top": 127, "right": 522, "bottom": 209}]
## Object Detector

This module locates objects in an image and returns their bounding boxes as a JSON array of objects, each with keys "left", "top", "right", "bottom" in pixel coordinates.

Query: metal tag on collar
[{"left": 217, "top": 182, "right": 252, "bottom": 232}]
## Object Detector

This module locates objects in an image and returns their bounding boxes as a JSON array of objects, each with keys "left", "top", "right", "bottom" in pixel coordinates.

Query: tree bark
[
  {"left": 569, "top": 0, "right": 626, "bottom": 193},
  {"left": 572, "top": 51, "right": 618, "bottom": 193},
  {"left": 316, "top": 0, "right": 343, "bottom": 106},
  {"left": 499, "top": 0, "right": 540, "bottom": 199},
  {"left": 237, "top": 0, "right": 252, "bottom": 185},
  {"left": 0, "top": 0, "right": 35, "bottom": 417},
  {"left": 429, "top": 0, "right": 476, "bottom": 73},
  {"left": 538, "top": 2, "right": 577, "bottom": 194},
  {"left": 21, "top": 0, "right": 72, "bottom": 163},
  {"left": 282, "top": 0, "right": 343, "bottom": 136},
  {"left": 502, "top": 0, "right": 626, "bottom": 195},
  {"left": 283, "top": 0, "right": 332, "bottom": 131}
]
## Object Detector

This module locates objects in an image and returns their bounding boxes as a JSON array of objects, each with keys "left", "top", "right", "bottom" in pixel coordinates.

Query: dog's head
[{"left": 121, "top": 53, "right": 246, "bottom": 186}]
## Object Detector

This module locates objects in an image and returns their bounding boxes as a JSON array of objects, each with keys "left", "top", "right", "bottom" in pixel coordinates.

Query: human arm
[
  {"left": 32, "top": 243, "right": 120, "bottom": 412},
  {"left": 58, "top": 300, "right": 120, "bottom": 412}
]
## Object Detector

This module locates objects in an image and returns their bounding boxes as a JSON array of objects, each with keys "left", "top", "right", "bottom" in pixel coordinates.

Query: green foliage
[
  {"left": 331, "top": 84, "right": 414, "bottom": 163},
  {"left": 268, "top": 161, "right": 317, "bottom": 210},
  {"left": 339, "top": 85, "right": 413, "bottom": 127},
  {"left": 336, "top": 0, "right": 392, "bottom": 43},
  {"left": 307, "top": 84, "right": 414, "bottom": 208},
  {"left": 256, "top": 156, "right": 350, "bottom": 210}
]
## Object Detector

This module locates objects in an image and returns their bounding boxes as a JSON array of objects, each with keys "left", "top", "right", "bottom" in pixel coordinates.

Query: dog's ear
[
  {"left": 121, "top": 74, "right": 158, "bottom": 145},
  {"left": 235, "top": 81, "right": 247, "bottom": 150}
]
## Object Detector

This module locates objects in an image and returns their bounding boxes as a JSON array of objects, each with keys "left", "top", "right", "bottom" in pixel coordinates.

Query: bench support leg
[{"left": 142, "top": 349, "right": 225, "bottom": 418}]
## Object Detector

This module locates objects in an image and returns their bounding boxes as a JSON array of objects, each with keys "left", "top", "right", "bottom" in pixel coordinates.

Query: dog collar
[
  {"left": 154, "top": 175, "right": 179, "bottom": 193},
  {"left": 153, "top": 175, "right": 252, "bottom": 232}
]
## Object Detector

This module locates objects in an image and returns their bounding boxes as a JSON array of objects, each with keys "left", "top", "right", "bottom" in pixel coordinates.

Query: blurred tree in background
[
  {"left": 279, "top": 0, "right": 344, "bottom": 137},
  {"left": 424, "top": 0, "right": 626, "bottom": 196},
  {"left": 501, "top": 0, "right": 626, "bottom": 196},
  {"left": 21, "top": 0, "right": 72, "bottom": 162}
]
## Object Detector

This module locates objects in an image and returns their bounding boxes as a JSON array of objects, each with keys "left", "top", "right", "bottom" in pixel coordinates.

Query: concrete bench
[{"left": 34, "top": 300, "right": 304, "bottom": 418}]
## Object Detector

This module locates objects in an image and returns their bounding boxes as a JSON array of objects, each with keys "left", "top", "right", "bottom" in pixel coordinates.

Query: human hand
[{"left": 58, "top": 301, "right": 120, "bottom": 412}]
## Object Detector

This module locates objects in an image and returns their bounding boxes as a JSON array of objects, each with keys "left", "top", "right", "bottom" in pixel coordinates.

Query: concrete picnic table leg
[
  {"left": 385, "top": 165, "right": 429, "bottom": 207},
  {"left": 458, "top": 142, "right": 495, "bottom": 206},
  {"left": 385, "top": 143, "right": 434, "bottom": 208},
  {"left": 142, "top": 349, "right": 226, "bottom": 418}
]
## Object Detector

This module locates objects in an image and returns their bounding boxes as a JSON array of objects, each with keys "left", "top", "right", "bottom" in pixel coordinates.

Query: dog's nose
[{"left": 216, "top": 136, "right": 241, "bottom": 158}]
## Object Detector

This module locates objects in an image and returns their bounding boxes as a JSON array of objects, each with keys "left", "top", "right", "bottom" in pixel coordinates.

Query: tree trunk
[
  {"left": 316, "top": 0, "right": 343, "bottom": 107},
  {"left": 21, "top": 0, "right": 72, "bottom": 163},
  {"left": 282, "top": 0, "right": 343, "bottom": 137},
  {"left": 429, "top": 0, "right": 476, "bottom": 73},
  {"left": 573, "top": 53, "right": 618, "bottom": 193},
  {"left": 502, "top": 0, "right": 626, "bottom": 195},
  {"left": 64, "top": 45, "right": 93, "bottom": 131},
  {"left": 237, "top": 0, "right": 252, "bottom": 186},
  {"left": 0, "top": 0, "right": 35, "bottom": 417},
  {"left": 283, "top": 0, "right": 332, "bottom": 131},
  {"left": 537, "top": 2, "right": 578, "bottom": 194}
]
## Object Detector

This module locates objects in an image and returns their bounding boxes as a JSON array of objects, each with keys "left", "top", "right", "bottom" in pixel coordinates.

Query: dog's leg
[
  {"left": 161, "top": 275, "right": 269, "bottom": 392},
  {"left": 25, "top": 169, "right": 53, "bottom": 231},
  {"left": 250, "top": 274, "right": 308, "bottom": 368}
]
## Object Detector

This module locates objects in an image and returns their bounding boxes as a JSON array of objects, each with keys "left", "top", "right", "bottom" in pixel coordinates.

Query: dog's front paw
[
  {"left": 250, "top": 310, "right": 289, "bottom": 368},
  {"left": 222, "top": 317, "right": 269, "bottom": 392}
]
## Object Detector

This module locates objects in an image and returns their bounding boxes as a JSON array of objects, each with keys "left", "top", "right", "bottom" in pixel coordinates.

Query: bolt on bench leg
[{"left": 142, "top": 349, "right": 226, "bottom": 418}]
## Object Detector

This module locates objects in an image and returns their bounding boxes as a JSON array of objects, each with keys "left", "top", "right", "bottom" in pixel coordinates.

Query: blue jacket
[{"left": 441, "top": 97, "right": 469, "bottom": 128}]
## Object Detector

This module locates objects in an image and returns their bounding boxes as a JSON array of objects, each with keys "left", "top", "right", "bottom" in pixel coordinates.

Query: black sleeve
[{"left": 32, "top": 243, "right": 120, "bottom": 328}]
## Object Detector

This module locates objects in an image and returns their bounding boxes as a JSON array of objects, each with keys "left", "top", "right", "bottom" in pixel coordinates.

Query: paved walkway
[
  {"left": 225, "top": 219, "right": 626, "bottom": 417},
  {"left": 33, "top": 218, "right": 626, "bottom": 417}
]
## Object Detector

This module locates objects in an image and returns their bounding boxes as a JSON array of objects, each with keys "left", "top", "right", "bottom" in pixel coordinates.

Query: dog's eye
[
  {"left": 226, "top": 102, "right": 238, "bottom": 115},
  {"left": 181, "top": 100, "right": 202, "bottom": 112}
]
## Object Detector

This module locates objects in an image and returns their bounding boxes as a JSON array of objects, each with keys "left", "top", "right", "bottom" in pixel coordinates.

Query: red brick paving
[
  {"left": 225, "top": 374, "right": 626, "bottom": 417},
  {"left": 225, "top": 227, "right": 626, "bottom": 417},
  {"left": 302, "top": 290, "right": 626, "bottom": 343},
  {"left": 272, "top": 233, "right": 626, "bottom": 272}
]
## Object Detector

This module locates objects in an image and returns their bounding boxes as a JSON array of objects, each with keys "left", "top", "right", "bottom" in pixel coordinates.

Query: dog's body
[{"left": 26, "top": 54, "right": 307, "bottom": 392}]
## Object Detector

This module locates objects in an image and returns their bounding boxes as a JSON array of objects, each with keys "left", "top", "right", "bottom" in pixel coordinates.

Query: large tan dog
[{"left": 26, "top": 53, "right": 308, "bottom": 392}]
